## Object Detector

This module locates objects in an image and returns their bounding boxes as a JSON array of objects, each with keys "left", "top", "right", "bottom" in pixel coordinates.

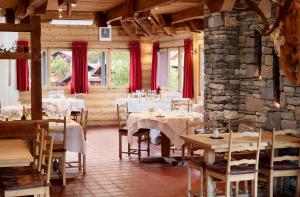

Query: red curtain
[
  {"left": 71, "top": 41, "right": 88, "bottom": 94},
  {"left": 16, "top": 40, "right": 29, "bottom": 92},
  {"left": 183, "top": 38, "right": 194, "bottom": 98},
  {"left": 129, "top": 41, "right": 142, "bottom": 93},
  {"left": 151, "top": 42, "right": 159, "bottom": 91}
]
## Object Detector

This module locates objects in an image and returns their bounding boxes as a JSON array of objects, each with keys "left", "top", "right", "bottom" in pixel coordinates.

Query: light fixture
[
  {"left": 58, "top": 8, "right": 62, "bottom": 12},
  {"left": 50, "top": 19, "right": 94, "bottom": 25},
  {"left": 272, "top": 100, "right": 280, "bottom": 108},
  {"left": 59, "top": 13, "right": 63, "bottom": 18},
  {"left": 259, "top": 75, "right": 262, "bottom": 80},
  {"left": 155, "top": 7, "right": 159, "bottom": 10},
  {"left": 71, "top": 3, "right": 77, "bottom": 7},
  {"left": 147, "top": 16, "right": 151, "bottom": 20}
]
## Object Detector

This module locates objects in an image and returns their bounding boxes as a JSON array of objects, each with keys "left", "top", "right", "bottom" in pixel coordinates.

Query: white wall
[{"left": 0, "top": 17, "right": 19, "bottom": 105}]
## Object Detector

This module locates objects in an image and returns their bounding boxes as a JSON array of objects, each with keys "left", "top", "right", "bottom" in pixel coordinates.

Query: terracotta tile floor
[{"left": 50, "top": 127, "right": 200, "bottom": 197}]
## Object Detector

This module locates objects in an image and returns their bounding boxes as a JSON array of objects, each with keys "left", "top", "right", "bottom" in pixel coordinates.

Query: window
[
  {"left": 111, "top": 50, "right": 129, "bottom": 87},
  {"left": 157, "top": 47, "right": 184, "bottom": 92},
  {"left": 41, "top": 50, "right": 47, "bottom": 86},
  {"left": 169, "top": 49, "right": 179, "bottom": 91},
  {"left": 88, "top": 51, "right": 107, "bottom": 86},
  {"left": 50, "top": 50, "right": 72, "bottom": 87}
]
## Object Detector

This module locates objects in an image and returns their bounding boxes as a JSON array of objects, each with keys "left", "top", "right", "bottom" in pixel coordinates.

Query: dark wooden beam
[
  {"left": 43, "top": 10, "right": 94, "bottom": 20},
  {"left": 205, "top": 0, "right": 236, "bottom": 13},
  {"left": 16, "top": 0, "right": 47, "bottom": 19},
  {"left": 122, "top": 0, "right": 137, "bottom": 20},
  {"left": 133, "top": 17, "right": 152, "bottom": 36},
  {"left": 95, "top": 12, "right": 107, "bottom": 27},
  {"left": 0, "top": 24, "right": 32, "bottom": 32},
  {"left": 171, "top": 5, "right": 204, "bottom": 24},
  {"left": 106, "top": 0, "right": 201, "bottom": 21},
  {"left": 30, "top": 15, "right": 42, "bottom": 120},
  {"left": 5, "top": 8, "right": 15, "bottom": 24},
  {"left": 15, "top": 0, "right": 29, "bottom": 19}
]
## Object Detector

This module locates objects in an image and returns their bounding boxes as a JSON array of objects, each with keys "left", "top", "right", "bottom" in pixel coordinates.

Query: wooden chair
[
  {"left": 0, "top": 125, "right": 45, "bottom": 178},
  {"left": 205, "top": 129, "right": 262, "bottom": 197},
  {"left": 1, "top": 131, "right": 53, "bottom": 197},
  {"left": 47, "top": 117, "right": 67, "bottom": 186},
  {"left": 259, "top": 128, "right": 300, "bottom": 197},
  {"left": 117, "top": 103, "right": 150, "bottom": 160},
  {"left": 171, "top": 98, "right": 192, "bottom": 112},
  {"left": 66, "top": 109, "right": 87, "bottom": 175}
]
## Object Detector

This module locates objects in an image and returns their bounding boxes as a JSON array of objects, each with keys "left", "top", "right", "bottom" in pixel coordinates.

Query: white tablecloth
[
  {"left": 1, "top": 105, "right": 29, "bottom": 118},
  {"left": 126, "top": 111, "right": 203, "bottom": 148},
  {"left": 49, "top": 120, "right": 86, "bottom": 154},
  {"left": 115, "top": 98, "right": 192, "bottom": 113},
  {"left": 43, "top": 98, "right": 85, "bottom": 116}
]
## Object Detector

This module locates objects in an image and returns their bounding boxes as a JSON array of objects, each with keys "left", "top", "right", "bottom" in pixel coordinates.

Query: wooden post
[{"left": 30, "top": 16, "right": 42, "bottom": 120}]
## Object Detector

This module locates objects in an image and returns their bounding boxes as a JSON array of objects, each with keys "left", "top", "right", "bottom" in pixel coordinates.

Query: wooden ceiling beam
[
  {"left": 133, "top": 17, "right": 152, "bottom": 36},
  {"left": 205, "top": 0, "right": 236, "bottom": 13},
  {"left": 171, "top": 5, "right": 204, "bottom": 24},
  {"left": 0, "top": 23, "right": 32, "bottom": 32},
  {"left": 43, "top": 10, "right": 94, "bottom": 20},
  {"left": 95, "top": 12, "right": 108, "bottom": 27},
  {"left": 120, "top": 20, "right": 138, "bottom": 39},
  {"left": 122, "top": 0, "right": 137, "bottom": 20},
  {"left": 16, "top": 0, "right": 48, "bottom": 19}
]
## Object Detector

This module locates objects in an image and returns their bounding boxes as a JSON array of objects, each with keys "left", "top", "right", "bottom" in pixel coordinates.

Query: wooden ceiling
[{"left": 0, "top": 0, "right": 215, "bottom": 38}]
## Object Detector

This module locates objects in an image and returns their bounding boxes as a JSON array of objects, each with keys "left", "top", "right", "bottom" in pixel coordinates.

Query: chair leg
[
  {"left": 138, "top": 136, "right": 141, "bottom": 161},
  {"left": 187, "top": 166, "right": 191, "bottom": 197},
  {"left": 83, "top": 154, "right": 86, "bottom": 175},
  {"left": 147, "top": 134, "right": 150, "bottom": 157},
  {"left": 78, "top": 153, "right": 82, "bottom": 171},
  {"left": 296, "top": 175, "right": 300, "bottom": 197},
  {"left": 119, "top": 133, "right": 122, "bottom": 160},
  {"left": 205, "top": 172, "right": 213, "bottom": 197},
  {"left": 269, "top": 176, "right": 273, "bottom": 197},
  {"left": 62, "top": 153, "right": 66, "bottom": 186},
  {"left": 200, "top": 167, "right": 204, "bottom": 197},
  {"left": 235, "top": 181, "right": 239, "bottom": 197},
  {"left": 254, "top": 175, "right": 258, "bottom": 197},
  {"left": 225, "top": 179, "right": 231, "bottom": 197},
  {"left": 128, "top": 143, "right": 131, "bottom": 157}
]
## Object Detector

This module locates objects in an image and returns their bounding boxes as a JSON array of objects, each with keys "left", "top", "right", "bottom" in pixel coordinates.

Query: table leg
[
  {"left": 161, "top": 132, "right": 170, "bottom": 157},
  {"left": 205, "top": 150, "right": 216, "bottom": 197}
]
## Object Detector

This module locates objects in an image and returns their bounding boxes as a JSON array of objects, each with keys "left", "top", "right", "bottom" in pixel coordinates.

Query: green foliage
[
  {"left": 88, "top": 52, "right": 102, "bottom": 64},
  {"left": 169, "top": 67, "right": 179, "bottom": 91},
  {"left": 111, "top": 51, "right": 129, "bottom": 86},
  {"left": 50, "top": 56, "right": 71, "bottom": 81}
]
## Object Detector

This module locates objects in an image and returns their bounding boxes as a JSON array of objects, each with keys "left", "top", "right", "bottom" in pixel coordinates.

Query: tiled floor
[{"left": 50, "top": 127, "right": 200, "bottom": 197}]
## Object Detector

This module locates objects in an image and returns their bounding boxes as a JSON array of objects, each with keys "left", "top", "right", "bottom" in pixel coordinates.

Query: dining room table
[
  {"left": 0, "top": 139, "right": 33, "bottom": 167},
  {"left": 180, "top": 131, "right": 300, "bottom": 197},
  {"left": 126, "top": 110, "right": 203, "bottom": 164}
]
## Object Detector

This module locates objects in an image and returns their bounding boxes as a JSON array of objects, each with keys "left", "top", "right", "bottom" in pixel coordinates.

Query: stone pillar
[{"left": 204, "top": 12, "right": 240, "bottom": 129}]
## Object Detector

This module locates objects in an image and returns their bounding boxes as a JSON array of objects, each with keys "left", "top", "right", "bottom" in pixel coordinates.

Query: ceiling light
[
  {"left": 71, "top": 3, "right": 77, "bottom": 7},
  {"left": 155, "top": 7, "right": 159, "bottom": 10},
  {"left": 58, "top": 8, "right": 62, "bottom": 12},
  {"left": 59, "top": 13, "right": 63, "bottom": 18},
  {"left": 148, "top": 16, "right": 151, "bottom": 20},
  {"left": 50, "top": 19, "right": 94, "bottom": 26}
]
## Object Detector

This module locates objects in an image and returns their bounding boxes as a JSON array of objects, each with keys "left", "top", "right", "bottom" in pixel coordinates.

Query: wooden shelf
[{"left": 0, "top": 52, "right": 31, "bottom": 60}]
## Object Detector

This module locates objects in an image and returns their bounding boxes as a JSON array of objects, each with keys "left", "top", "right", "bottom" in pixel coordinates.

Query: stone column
[{"left": 204, "top": 12, "right": 240, "bottom": 129}]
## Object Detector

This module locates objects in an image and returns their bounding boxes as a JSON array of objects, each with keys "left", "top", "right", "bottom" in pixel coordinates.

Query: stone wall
[
  {"left": 204, "top": 12, "right": 240, "bottom": 128},
  {"left": 204, "top": 8, "right": 300, "bottom": 130}
]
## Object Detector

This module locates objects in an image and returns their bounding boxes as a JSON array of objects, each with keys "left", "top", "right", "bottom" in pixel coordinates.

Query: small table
[
  {"left": 180, "top": 132, "right": 300, "bottom": 197},
  {"left": 0, "top": 139, "right": 33, "bottom": 167},
  {"left": 127, "top": 111, "right": 203, "bottom": 164}
]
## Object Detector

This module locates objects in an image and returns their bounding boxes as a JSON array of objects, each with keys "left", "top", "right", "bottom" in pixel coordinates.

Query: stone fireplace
[{"left": 204, "top": 8, "right": 300, "bottom": 131}]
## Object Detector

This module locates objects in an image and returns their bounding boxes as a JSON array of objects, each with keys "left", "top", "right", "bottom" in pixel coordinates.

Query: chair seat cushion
[
  {"left": 1, "top": 174, "right": 45, "bottom": 190},
  {"left": 0, "top": 166, "right": 37, "bottom": 178},
  {"left": 189, "top": 157, "right": 206, "bottom": 167},
  {"left": 259, "top": 159, "right": 299, "bottom": 170},
  {"left": 206, "top": 163, "right": 256, "bottom": 175}
]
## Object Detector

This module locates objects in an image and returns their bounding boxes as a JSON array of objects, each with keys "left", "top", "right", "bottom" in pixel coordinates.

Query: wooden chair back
[
  {"left": 0, "top": 120, "right": 49, "bottom": 139},
  {"left": 171, "top": 99, "right": 192, "bottom": 112},
  {"left": 80, "top": 109, "right": 88, "bottom": 140},
  {"left": 228, "top": 119, "right": 256, "bottom": 132},
  {"left": 117, "top": 103, "right": 128, "bottom": 129},
  {"left": 270, "top": 128, "right": 300, "bottom": 169},
  {"left": 226, "top": 129, "right": 262, "bottom": 174},
  {"left": 33, "top": 126, "right": 45, "bottom": 169},
  {"left": 39, "top": 132, "right": 53, "bottom": 184},
  {"left": 47, "top": 117, "right": 67, "bottom": 151}
]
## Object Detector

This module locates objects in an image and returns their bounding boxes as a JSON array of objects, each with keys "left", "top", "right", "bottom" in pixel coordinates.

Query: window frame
[{"left": 41, "top": 48, "right": 130, "bottom": 91}]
